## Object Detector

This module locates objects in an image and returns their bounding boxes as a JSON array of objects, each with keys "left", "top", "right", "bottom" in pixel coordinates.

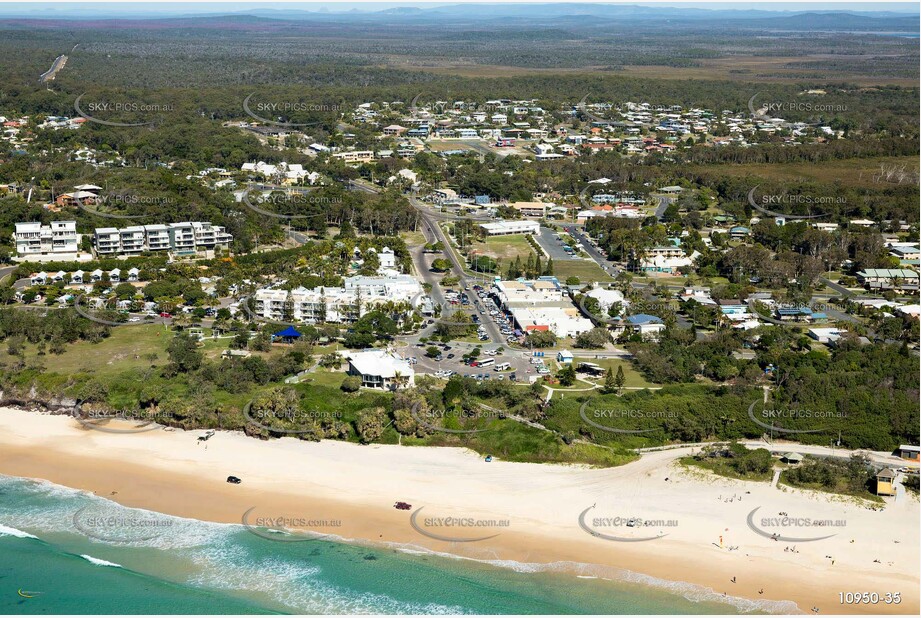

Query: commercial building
[
  {"left": 494, "top": 277, "right": 594, "bottom": 338},
  {"left": 509, "top": 201, "right": 550, "bottom": 218},
  {"left": 479, "top": 220, "right": 540, "bottom": 236},
  {"left": 93, "top": 222, "right": 233, "bottom": 256},
  {"left": 14, "top": 221, "right": 79, "bottom": 259}
]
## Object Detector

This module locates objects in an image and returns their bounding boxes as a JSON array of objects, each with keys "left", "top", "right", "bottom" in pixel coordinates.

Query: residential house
[{"left": 626, "top": 314, "right": 665, "bottom": 339}]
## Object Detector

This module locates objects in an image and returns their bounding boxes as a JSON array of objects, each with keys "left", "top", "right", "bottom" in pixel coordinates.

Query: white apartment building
[
  {"left": 93, "top": 222, "right": 233, "bottom": 256},
  {"left": 14, "top": 221, "right": 79, "bottom": 258},
  {"left": 331, "top": 150, "right": 374, "bottom": 164},
  {"left": 253, "top": 275, "right": 426, "bottom": 324}
]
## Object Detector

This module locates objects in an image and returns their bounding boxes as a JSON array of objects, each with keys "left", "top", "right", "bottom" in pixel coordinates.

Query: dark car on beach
[{"left": 226, "top": 476, "right": 242, "bottom": 484}]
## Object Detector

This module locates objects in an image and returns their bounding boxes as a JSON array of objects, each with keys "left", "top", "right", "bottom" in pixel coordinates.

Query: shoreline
[{"left": 1, "top": 406, "right": 917, "bottom": 615}]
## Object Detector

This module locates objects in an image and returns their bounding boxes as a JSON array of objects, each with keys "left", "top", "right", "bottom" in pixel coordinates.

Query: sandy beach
[{"left": 0, "top": 406, "right": 917, "bottom": 615}]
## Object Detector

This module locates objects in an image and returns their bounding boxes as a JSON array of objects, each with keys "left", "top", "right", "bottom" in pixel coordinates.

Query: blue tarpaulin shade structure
[{"left": 273, "top": 326, "right": 302, "bottom": 342}]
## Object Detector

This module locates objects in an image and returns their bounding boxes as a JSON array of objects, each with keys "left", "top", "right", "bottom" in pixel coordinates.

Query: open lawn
[
  {"left": 0, "top": 323, "right": 173, "bottom": 378},
  {"left": 552, "top": 259, "right": 613, "bottom": 283},
  {"left": 572, "top": 356, "right": 658, "bottom": 388},
  {"left": 472, "top": 234, "right": 535, "bottom": 263}
]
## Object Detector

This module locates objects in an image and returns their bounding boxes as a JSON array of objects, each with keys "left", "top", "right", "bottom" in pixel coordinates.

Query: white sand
[{"left": 0, "top": 406, "right": 917, "bottom": 614}]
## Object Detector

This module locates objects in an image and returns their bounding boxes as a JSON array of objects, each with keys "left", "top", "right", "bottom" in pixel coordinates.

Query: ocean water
[{"left": 0, "top": 474, "right": 794, "bottom": 615}]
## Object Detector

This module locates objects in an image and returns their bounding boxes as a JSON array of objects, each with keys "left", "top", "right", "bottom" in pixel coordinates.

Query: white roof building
[
  {"left": 346, "top": 350, "right": 415, "bottom": 390},
  {"left": 479, "top": 220, "right": 540, "bottom": 236}
]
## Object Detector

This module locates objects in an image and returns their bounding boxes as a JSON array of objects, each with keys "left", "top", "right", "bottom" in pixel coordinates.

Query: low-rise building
[
  {"left": 626, "top": 314, "right": 665, "bottom": 340},
  {"left": 855, "top": 269, "right": 919, "bottom": 292},
  {"left": 808, "top": 327, "right": 845, "bottom": 344},
  {"left": 331, "top": 150, "right": 374, "bottom": 164},
  {"left": 509, "top": 201, "right": 550, "bottom": 218},
  {"left": 346, "top": 350, "right": 415, "bottom": 390},
  {"left": 479, "top": 220, "right": 540, "bottom": 236}
]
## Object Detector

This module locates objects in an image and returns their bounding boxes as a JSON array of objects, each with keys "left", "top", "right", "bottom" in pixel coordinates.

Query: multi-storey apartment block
[
  {"left": 14, "top": 221, "right": 79, "bottom": 258},
  {"left": 93, "top": 222, "right": 233, "bottom": 256}
]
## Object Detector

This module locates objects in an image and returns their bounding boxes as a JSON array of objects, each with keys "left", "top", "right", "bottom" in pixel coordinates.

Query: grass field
[
  {"left": 571, "top": 357, "right": 657, "bottom": 388},
  {"left": 551, "top": 259, "right": 613, "bottom": 283},
  {"left": 0, "top": 324, "right": 293, "bottom": 378},
  {"left": 0, "top": 323, "right": 173, "bottom": 377},
  {"left": 473, "top": 234, "right": 535, "bottom": 263}
]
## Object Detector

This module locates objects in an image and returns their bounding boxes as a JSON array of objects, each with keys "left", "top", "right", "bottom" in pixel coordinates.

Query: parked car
[{"left": 226, "top": 476, "right": 242, "bottom": 484}]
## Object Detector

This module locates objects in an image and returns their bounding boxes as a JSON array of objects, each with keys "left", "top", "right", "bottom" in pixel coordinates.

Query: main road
[{"left": 347, "top": 179, "right": 504, "bottom": 344}]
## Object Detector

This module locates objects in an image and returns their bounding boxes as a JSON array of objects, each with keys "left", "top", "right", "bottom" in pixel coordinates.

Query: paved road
[
  {"left": 409, "top": 196, "right": 505, "bottom": 345},
  {"left": 819, "top": 276, "right": 856, "bottom": 298},
  {"left": 653, "top": 194, "right": 674, "bottom": 220}
]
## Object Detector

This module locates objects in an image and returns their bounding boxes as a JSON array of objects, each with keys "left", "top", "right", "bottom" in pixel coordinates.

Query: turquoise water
[{"left": 0, "top": 475, "right": 789, "bottom": 614}]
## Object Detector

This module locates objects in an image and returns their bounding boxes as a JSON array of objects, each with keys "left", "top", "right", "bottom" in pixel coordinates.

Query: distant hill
[{"left": 0, "top": 2, "right": 918, "bottom": 34}]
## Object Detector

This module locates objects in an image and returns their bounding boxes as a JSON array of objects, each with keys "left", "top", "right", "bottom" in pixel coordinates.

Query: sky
[{"left": 0, "top": 1, "right": 916, "bottom": 13}]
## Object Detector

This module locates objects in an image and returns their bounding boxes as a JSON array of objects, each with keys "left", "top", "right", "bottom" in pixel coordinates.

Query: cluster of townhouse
[
  {"left": 93, "top": 222, "right": 233, "bottom": 257},
  {"left": 253, "top": 273, "right": 429, "bottom": 324},
  {"left": 29, "top": 267, "right": 140, "bottom": 286},
  {"left": 240, "top": 161, "right": 320, "bottom": 185}
]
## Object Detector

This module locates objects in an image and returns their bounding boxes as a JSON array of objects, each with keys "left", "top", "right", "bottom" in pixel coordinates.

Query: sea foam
[
  {"left": 79, "top": 554, "right": 123, "bottom": 567},
  {"left": 0, "top": 523, "right": 39, "bottom": 539}
]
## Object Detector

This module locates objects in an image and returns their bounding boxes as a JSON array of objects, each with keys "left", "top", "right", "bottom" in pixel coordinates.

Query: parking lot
[
  {"left": 397, "top": 283, "right": 555, "bottom": 384},
  {"left": 534, "top": 226, "right": 579, "bottom": 261}
]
